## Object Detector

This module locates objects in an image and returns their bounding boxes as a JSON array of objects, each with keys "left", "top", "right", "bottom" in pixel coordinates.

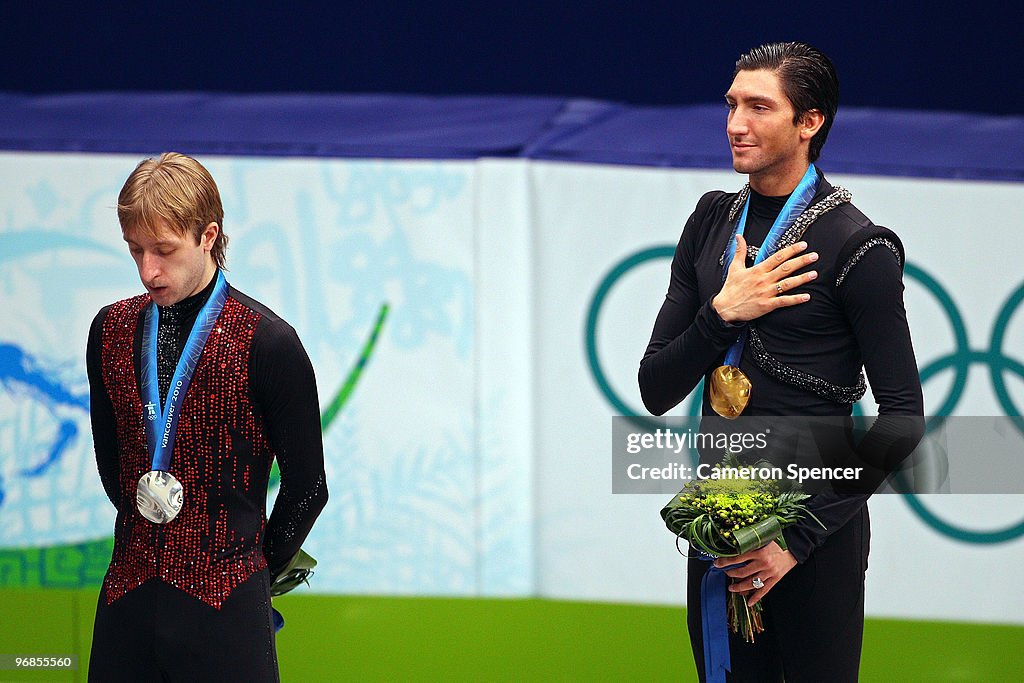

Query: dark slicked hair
[{"left": 735, "top": 42, "right": 839, "bottom": 163}]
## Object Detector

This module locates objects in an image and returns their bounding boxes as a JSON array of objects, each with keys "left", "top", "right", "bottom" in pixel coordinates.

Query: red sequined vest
[{"left": 100, "top": 294, "right": 273, "bottom": 608}]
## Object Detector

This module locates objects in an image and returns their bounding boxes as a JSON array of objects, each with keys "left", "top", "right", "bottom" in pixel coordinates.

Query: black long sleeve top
[{"left": 639, "top": 176, "right": 924, "bottom": 562}]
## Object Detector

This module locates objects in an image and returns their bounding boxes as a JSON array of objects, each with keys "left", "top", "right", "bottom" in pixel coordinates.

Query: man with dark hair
[
  {"left": 733, "top": 42, "right": 839, "bottom": 165},
  {"left": 639, "top": 43, "right": 922, "bottom": 681},
  {"left": 87, "top": 152, "right": 328, "bottom": 681}
]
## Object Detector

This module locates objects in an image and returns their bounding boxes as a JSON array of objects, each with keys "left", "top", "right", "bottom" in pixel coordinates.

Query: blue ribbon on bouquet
[
  {"left": 699, "top": 552, "right": 747, "bottom": 683},
  {"left": 700, "top": 559, "right": 731, "bottom": 683}
]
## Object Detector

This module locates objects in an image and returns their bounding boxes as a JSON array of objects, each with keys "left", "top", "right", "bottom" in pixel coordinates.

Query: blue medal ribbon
[
  {"left": 720, "top": 165, "right": 820, "bottom": 367},
  {"left": 141, "top": 270, "right": 228, "bottom": 473}
]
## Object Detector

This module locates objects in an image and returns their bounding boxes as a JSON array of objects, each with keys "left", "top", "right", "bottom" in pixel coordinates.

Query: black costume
[
  {"left": 640, "top": 172, "right": 923, "bottom": 682},
  {"left": 87, "top": 274, "right": 328, "bottom": 682}
]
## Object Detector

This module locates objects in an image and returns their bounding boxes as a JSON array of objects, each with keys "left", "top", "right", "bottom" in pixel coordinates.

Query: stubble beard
[{"left": 732, "top": 148, "right": 793, "bottom": 187}]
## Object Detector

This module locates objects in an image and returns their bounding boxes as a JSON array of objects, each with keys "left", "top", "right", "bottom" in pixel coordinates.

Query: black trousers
[
  {"left": 89, "top": 569, "right": 279, "bottom": 682},
  {"left": 686, "top": 506, "right": 870, "bottom": 683}
]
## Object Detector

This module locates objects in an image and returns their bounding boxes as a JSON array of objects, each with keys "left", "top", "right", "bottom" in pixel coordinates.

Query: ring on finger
[
  {"left": 775, "top": 283, "right": 784, "bottom": 295},
  {"left": 751, "top": 577, "right": 765, "bottom": 589}
]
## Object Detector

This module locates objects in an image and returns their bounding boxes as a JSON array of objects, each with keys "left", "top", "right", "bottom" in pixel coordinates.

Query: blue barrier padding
[
  {"left": 1, "top": 92, "right": 1020, "bottom": 181},
  {"left": 0, "top": 92, "right": 566, "bottom": 159},
  {"left": 528, "top": 103, "right": 1024, "bottom": 182}
]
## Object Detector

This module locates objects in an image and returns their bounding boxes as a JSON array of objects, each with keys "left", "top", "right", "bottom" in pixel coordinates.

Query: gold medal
[{"left": 709, "top": 365, "right": 751, "bottom": 419}]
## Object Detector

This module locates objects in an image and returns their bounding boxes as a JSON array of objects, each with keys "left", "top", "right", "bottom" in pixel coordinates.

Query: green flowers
[
  {"left": 694, "top": 491, "right": 776, "bottom": 535},
  {"left": 661, "top": 454, "right": 823, "bottom": 558}
]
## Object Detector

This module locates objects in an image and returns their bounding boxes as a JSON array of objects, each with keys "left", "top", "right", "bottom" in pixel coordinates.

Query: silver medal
[{"left": 136, "top": 470, "right": 184, "bottom": 524}]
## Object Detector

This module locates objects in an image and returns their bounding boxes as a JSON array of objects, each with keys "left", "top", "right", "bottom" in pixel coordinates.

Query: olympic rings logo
[{"left": 585, "top": 245, "right": 1024, "bottom": 545}]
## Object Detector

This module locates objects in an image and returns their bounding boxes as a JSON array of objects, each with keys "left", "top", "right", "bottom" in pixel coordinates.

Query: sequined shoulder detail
[
  {"left": 835, "top": 237, "right": 903, "bottom": 287},
  {"left": 100, "top": 295, "right": 149, "bottom": 404},
  {"left": 748, "top": 325, "right": 867, "bottom": 404},
  {"left": 728, "top": 184, "right": 751, "bottom": 223},
  {"left": 720, "top": 186, "right": 852, "bottom": 266},
  {"left": 774, "top": 187, "right": 852, "bottom": 251},
  {"left": 105, "top": 294, "right": 150, "bottom": 328}
]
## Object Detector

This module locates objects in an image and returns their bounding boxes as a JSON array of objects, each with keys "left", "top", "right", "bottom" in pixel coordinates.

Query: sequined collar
[{"left": 719, "top": 180, "right": 852, "bottom": 266}]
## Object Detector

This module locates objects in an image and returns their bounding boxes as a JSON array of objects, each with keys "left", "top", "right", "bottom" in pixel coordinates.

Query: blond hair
[{"left": 117, "top": 152, "right": 228, "bottom": 268}]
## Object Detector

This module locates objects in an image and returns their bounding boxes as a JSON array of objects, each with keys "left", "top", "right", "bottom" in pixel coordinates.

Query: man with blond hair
[{"left": 87, "top": 152, "right": 327, "bottom": 681}]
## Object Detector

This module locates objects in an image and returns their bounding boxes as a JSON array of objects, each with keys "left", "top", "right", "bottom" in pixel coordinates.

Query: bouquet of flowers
[
  {"left": 661, "top": 453, "right": 822, "bottom": 643},
  {"left": 268, "top": 548, "right": 317, "bottom": 632},
  {"left": 270, "top": 548, "right": 317, "bottom": 597}
]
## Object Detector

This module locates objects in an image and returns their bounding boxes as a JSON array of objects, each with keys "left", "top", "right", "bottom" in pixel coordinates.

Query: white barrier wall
[
  {"left": 523, "top": 161, "right": 1024, "bottom": 624},
  {"left": 0, "top": 152, "right": 1020, "bottom": 623}
]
